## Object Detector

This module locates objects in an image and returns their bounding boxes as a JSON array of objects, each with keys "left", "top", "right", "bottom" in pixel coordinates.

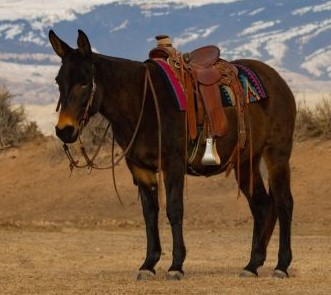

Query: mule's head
[{"left": 49, "top": 30, "right": 100, "bottom": 143}]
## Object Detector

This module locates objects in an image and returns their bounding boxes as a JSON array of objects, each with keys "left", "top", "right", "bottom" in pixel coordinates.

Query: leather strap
[
  {"left": 185, "top": 72, "right": 198, "bottom": 139},
  {"left": 199, "top": 83, "right": 229, "bottom": 137}
]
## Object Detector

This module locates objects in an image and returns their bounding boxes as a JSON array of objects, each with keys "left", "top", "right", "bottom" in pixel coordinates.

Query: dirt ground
[{"left": 0, "top": 137, "right": 330, "bottom": 294}]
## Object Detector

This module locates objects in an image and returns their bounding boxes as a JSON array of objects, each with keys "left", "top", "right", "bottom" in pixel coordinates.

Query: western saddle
[{"left": 149, "top": 35, "right": 246, "bottom": 167}]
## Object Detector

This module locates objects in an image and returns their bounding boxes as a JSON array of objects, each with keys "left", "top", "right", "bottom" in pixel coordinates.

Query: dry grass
[
  {"left": 295, "top": 97, "right": 331, "bottom": 141},
  {"left": 0, "top": 87, "right": 42, "bottom": 150}
]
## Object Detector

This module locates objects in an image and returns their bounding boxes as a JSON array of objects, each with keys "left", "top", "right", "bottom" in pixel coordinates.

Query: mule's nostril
[{"left": 55, "top": 125, "right": 77, "bottom": 143}]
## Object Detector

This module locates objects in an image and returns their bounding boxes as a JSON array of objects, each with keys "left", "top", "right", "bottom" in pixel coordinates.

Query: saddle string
[{"left": 79, "top": 74, "right": 97, "bottom": 134}]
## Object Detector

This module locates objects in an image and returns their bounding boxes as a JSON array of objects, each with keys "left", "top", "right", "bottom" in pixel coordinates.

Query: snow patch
[
  {"left": 174, "top": 25, "right": 219, "bottom": 47},
  {"left": 110, "top": 20, "right": 129, "bottom": 33},
  {"left": 0, "top": 23, "right": 24, "bottom": 40},
  {"left": 249, "top": 7, "right": 265, "bottom": 16},
  {"left": 239, "top": 20, "right": 280, "bottom": 36},
  {"left": 292, "top": 1, "right": 331, "bottom": 15},
  {"left": 0, "top": 0, "right": 243, "bottom": 23},
  {"left": 0, "top": 60, "right": 59, "bottom": 104}
]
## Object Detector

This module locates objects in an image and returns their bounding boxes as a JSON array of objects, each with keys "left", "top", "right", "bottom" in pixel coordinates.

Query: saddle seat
[{"left": 184, "top": 45, "right": 220, "bottom": 68}]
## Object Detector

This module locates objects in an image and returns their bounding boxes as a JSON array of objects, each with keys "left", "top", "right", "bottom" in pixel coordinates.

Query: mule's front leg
[
  {"left": 164, "top": 171, "right": 186, "bottom": 280},
  {"left": 137, "top": 183, "right": 161, "bottom": 280}
]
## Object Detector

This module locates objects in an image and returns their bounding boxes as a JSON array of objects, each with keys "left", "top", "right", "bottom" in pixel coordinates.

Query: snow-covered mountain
[{"left": 0, "top": 0, "right": 330, "bottom": 105}]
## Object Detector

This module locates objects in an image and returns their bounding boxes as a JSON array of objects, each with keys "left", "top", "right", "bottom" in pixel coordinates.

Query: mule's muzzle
[{"left": 55, "top": 125, "right": 78, "bottom": 143}]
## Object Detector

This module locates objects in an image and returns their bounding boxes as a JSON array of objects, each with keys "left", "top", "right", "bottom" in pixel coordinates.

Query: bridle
[
  {"left": 55, "top": 64, "right": 108, "bottom": 171},
  {"left": 55, "top": 65, "right": 97, "bottom": 117},
  {"left": 78, "top": 71, "right": 97, "bottom": 133}
]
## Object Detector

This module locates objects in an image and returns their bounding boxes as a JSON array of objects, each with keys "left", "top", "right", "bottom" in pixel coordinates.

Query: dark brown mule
[{"left": 49, "top": 30, "right": 296, "bottom": 280}]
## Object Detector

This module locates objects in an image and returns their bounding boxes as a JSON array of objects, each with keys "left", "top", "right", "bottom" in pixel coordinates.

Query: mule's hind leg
[
  {"left": 235, "top": 158, "right": 277, "bottom": 277},
  {"left": 264, "top": 147, "right": 293, "bottom": 278},
  {"left": 137, "top": 183, "right": 162, "bottom": 280}
]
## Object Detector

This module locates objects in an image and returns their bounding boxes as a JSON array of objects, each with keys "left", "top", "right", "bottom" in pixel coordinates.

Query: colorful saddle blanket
[
  {"left": 221, "top": 64, "right": 267, "bottom": 107},
  {"left": 148, "top": 59, "right": 186, "bottom": 110},
  {"left": 149, "top": 59, "right": 267, "bottom": 110}
]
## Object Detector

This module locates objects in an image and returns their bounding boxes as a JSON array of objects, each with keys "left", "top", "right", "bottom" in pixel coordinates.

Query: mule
[{"left": 49, "top": 29, "right": 296, "bottom": 280}]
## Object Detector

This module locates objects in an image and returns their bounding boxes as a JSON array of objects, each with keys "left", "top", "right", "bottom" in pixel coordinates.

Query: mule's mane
[{"left": 94, "top": 53, "right": 143, "bottom": 66}]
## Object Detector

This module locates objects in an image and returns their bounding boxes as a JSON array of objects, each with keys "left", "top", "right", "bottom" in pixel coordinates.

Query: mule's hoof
[
  {"left": 136, "top": 270, "right": 155, "bottom": 281},
  {"left": 273, "top": 269, "right": 288, "bottom": 278},
  {"left": 167, "top": 271, "right": 184, "bottom": 280},
  {"left": 239, "top": 269, "right": 258, "bottom": 278}
]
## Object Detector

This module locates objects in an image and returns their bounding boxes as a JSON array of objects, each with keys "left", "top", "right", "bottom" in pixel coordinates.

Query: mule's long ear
[
  {"left": 49, "top": 30, "right": 72, "bottom": 59},
  {"left": 77, "top": 29, "right": 92, "bottom": 57}
]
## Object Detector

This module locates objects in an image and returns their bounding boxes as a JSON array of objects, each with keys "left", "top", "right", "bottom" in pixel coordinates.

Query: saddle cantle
[{"left": 184, "top": 45, "right": 220, "bottom": 68}]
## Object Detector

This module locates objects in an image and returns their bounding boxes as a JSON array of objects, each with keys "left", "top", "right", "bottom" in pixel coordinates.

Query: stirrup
[{"left": 201, "top": 137, "right": 221, "bottom": 165}]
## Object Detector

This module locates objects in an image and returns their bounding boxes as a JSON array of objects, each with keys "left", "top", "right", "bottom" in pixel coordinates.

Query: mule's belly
[{"left": 187, "top": 163, "right": 227, "bottom": 176}]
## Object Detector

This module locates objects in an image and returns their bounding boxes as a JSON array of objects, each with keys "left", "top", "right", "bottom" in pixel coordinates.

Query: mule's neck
[
  {"left": 96, "top": 55, "right": 147, "bottom": 116},
  {"left": 93, "top": 54, "right": 150, "bottom": 148}
]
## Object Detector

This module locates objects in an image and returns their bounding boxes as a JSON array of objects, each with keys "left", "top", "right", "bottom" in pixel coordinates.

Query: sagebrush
[
  {"left": 0, "top": 87, "right": 42, "bottom": 149},
  {"left": 295, "top": 97, "right": 331, "bottom": 140}
]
